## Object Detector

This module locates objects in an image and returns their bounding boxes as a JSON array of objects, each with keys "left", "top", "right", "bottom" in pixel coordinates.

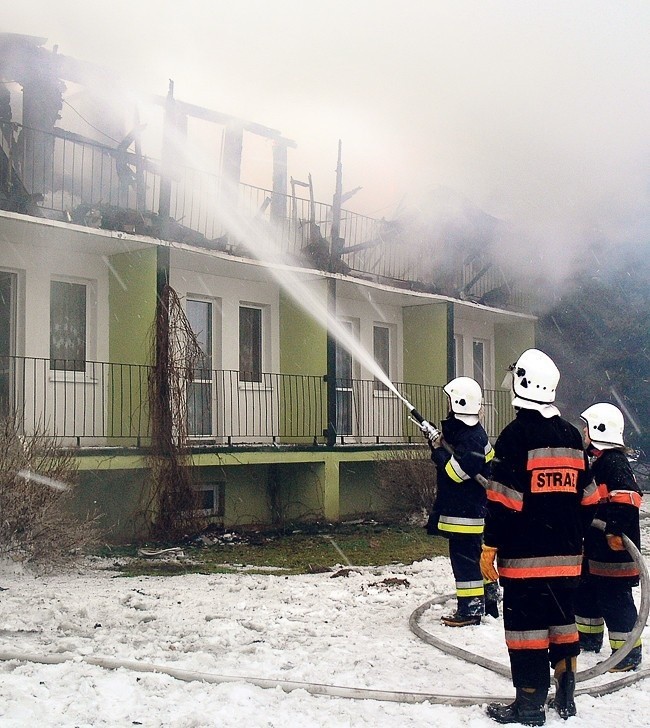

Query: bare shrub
[
  {"left": 144, "top": 285, "right": 205, "bottom": 542},
  {"left": 375, "top": 446, "right": 436, "bottom": 521},
  {"left": 0, "top": 417, "right": 100, "bottom": 569}
]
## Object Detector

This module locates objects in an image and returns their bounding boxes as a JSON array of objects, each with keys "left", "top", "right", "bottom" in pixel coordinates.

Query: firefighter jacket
[
  {"left": 483, "top": 408, "right": 599, "bottom": 583},
  {"left": 583, "top": 446, "right": 642, "bottom": 586},
  {"left": 426, "top": 414, "right": 494, "bottom": 538}
]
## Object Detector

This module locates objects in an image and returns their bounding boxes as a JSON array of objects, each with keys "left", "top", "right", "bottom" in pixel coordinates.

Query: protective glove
[
  {"left": 480, "top": 545, "right": 499, "bottom": 582},
  {"left": 606, "top": 534, "right": 625, "bottom": 551}
]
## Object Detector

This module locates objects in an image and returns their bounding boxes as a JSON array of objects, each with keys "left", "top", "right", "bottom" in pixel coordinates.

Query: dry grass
[{"left": 0, "top": 417, "right": 100, "bottom": 570}]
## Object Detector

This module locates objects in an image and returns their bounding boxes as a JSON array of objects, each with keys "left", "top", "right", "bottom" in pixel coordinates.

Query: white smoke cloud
[{"left": 1, "top": 0, "right": 648, "bottom": 285}]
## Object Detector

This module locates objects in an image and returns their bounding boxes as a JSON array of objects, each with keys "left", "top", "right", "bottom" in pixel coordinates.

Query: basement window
[{"left": 197, "top": 482, "right": 225, "bottom": 517}]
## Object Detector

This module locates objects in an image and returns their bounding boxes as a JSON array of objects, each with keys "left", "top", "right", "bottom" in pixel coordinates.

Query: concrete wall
[
  {"left": 108, "top": 248, "right": 157, "bottom": 366},
  {"left": 279, "top": 285, "right": 327, "bottom": 376},
  {"left": 402, "top": 302, "right": 450, "bottom": 386}
]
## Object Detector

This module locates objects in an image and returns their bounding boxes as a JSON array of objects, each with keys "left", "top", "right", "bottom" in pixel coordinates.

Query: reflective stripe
[
  {"left": 575, "top": 615, "right": 605, "bottom": 634},
  {"left": 549, "top": 623, "right": 579, "bottom": 644},
  {"left": 498, "top": 555, "right": 582, "bottom": 579},
  {"left": 527, "top": 447, "right": 585, "bottom": 470},
  {"left": 505, "top": 629, "right": 549, "bottom": 650},
  {"left": 588, "top": 560, "right": 640, "bottom": 578},
  {"left": 456, "top": 580, "right": 485, "bottom": 598},
  {"left": 581, "top": 479, "right": 600, "bottom": 506},
  {"left": 609, "top": 490, "right": 642, "bottom": 508},
  {"left": 445, "top": 456, "right": 469, "bottom": 483},
  {"left": 597, "top": 482, "right": 609, "bottom": 500},
  {"left": 485, "top": 444, "right": 495, "bottom": 462},
  {"left": 485, "top": 480, "right": 524, "bottom": 511},
  {"left": 610, "top": 636, "right": 642, "bottom": 650},
  {"left": 438, "top": 515, "right": 484, "bottom": 535}
]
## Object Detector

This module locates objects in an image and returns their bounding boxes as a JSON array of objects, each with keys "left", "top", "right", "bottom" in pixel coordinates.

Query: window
[
  {"left": 335, "top": 320, "right": 354, "bottom": 435},
  {"left": 187, "top": 299, "right": 213, "bottom": 436},
  {"left": 197, "top": 483, "right": 225, "bottom": 517},
  {"left": 0, "top": 271, "right": 16, "bottom": 419},
  {"left": 373, "top": 325, "right": 390, "bottom": 391},
  {"left": 239, "top": 306, "right": 262, "bottom": 383},
  {"left": 472, "top": 339, "right": 486, "bottom": 389},
  {"left": 50, "top": 280, "right": 86, "bottom": 371},
  {"left": 454, "top": 334, "right": 462, "bottom": 378}
]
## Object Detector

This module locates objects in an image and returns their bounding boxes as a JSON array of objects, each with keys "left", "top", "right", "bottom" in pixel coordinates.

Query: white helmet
[
  {"left": 444, "top": 376, "right": 482, "bottom": 425},
  {"left": 509, "top": 348, "right": 560, "bottom": 417},
  {"left": 581, "top": 403, "right": 625, "bottom": 449}
]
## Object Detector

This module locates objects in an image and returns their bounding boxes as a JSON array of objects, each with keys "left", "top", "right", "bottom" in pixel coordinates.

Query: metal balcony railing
[
  {"left": 0, "top": 356, "right": 512, "bottom": 447},
  {"left": 0, "top": 121, "right": 530, "bottom": 311}
]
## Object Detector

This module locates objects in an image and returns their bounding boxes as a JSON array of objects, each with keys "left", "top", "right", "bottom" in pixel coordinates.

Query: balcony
[
  {"left": 0, "top": 121, "right": 530, "bottom": 311},
  {"left": 0, "top": 356, "right": 512, "bottom": 449}
]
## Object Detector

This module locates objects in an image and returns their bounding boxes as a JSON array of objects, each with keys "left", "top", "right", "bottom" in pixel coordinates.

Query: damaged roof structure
[{"left": 0, "top": 32, "right": 525, "bottom": 309}]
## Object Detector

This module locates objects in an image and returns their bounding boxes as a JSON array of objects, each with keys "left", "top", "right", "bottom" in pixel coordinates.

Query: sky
[
  {"left": 0, "top": 503, "right": 648, "bottom": 727},
  {"left": 1, "top": 0, "right": 649, "bottom": 260}
]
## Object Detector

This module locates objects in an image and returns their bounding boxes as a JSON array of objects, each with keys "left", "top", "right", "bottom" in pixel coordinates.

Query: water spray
[{"left": 16, "top": 469, "right": 70, "bottom": 492}]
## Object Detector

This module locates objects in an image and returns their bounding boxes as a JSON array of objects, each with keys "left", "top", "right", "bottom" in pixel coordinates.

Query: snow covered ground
[{"left": 0, "top": 508, "right": 649, "bottom": 728}]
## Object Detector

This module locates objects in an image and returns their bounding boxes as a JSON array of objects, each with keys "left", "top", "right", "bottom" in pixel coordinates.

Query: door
[
  {"left": 186, "top": 298, "right": 214, "bottom": 436},
  {"left": 0, "top": 272, "right": 16, "bottom": 419}
]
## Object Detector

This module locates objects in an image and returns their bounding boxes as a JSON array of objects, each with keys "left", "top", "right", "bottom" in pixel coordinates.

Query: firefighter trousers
[
  {"left": 502, "top": 579, "right": 580, "bottom": 689},
  {"left": 575, "top": 575, "right": 639, "bottom": 651},
  {"left": 448, "top": 534, "right": 484, "bottom": 616}
]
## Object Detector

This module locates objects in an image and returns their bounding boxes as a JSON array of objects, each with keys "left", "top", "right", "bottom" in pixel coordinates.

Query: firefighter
[
  {"left": 425, "top": 376, "right": 498, "bottom": 627},
  {"left": 481, "top": 349, "right": 599, "bottom": 725},
  {"left": 575, "top": 403, "right": 643, "bottom": 672}
]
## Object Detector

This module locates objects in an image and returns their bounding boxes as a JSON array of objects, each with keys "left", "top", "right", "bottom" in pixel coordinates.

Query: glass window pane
[
  {"left": 187, "top": 299, "right": 212, "bottom": 375},
  {"left": 239, "top": 306, "right": 262, "bottom": 382},
  {"left": 336, "top": 390, "right": 353, "bottom": 435},
  {"left": 187, "top": 299, "right": 213, "bottom": 436},
  {"left": 472, "top": 340, "right": 485, "bottom": 388},
  {"left": 335, "top": 320, "right": 353, "bottom": 384},
  {"left": 373, "top": 325, "right": 389, "bottom": 391},
  {"left": 187, "top": 381, "right": 212, "bottom": 436},
  {"left": 50, "top": 281, "right": 86, "bottom": 371}
]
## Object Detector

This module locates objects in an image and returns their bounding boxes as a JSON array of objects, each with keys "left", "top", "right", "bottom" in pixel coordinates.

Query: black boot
[
  {"left": 609, "top": 645, "right": 642, "bottom": 672},
  {"left": 486, "top": 687, "right": 547, "bottom": 725},
  {"left": 549, "top": 658, "right": 576, "bottom": 719},
  {"left": 579, "top": 631, "right": 603, "bottom": 653},
  {"left": 485, "top": 580, "right": 501, "bottom": 618},
  {"left": 440, "top": 610, "right": 481, "bottom": 627}
]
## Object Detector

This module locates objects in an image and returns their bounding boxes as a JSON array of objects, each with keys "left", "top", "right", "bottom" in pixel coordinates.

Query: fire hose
[
  {"left": 409, "top": 518, "right": 649, "bottom": 693},
  {"left": 0, "top": 524, "right": 646, "bottom": 707}
]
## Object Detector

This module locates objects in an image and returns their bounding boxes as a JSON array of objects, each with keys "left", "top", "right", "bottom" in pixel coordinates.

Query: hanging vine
[{"left": 145, "top": 284, "right": 205, "bottom": 541}]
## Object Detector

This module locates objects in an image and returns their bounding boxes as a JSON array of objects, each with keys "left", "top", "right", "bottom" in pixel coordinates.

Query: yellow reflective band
[
  {"left": 445, "top": 460, "right": 465, "bottom": 483},
  {"left": 485, "top": 448, "right": 495, "bottom": 462},
  {"left": 577, "top": 624, "right": 605, "bottom": 635},
  {"left": 457, "top": 587, "right": 484, "bottom": 597},
  {"left": 610, "top": 638, "right": 642, "bottom": 649},
  {"left": 437, "top": 521, "right": 484, "bottom": 534}
]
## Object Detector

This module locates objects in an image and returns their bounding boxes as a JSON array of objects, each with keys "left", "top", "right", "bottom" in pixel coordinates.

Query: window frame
[
  {"left": 239, "top": 304, "right": 264, "bottom": 385},
  {"left": 372, "top": 323, "right": 392, "bottom": 394},
  {"left": 49, "top": 277, "right": 96, "bottom": 376},
  {"left": 186, "top": 297, "right": 215, "bottom": 437},
  {"left": 195, "top": 482, "right": 226, "bottom": 518}
]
